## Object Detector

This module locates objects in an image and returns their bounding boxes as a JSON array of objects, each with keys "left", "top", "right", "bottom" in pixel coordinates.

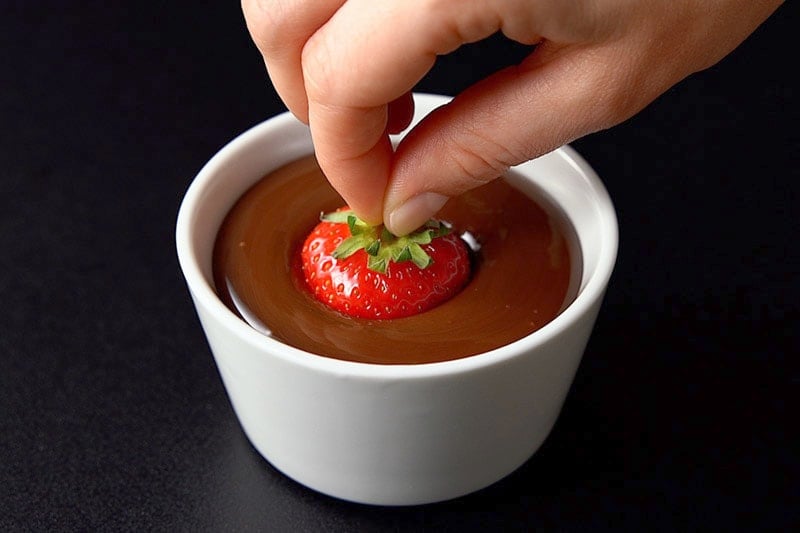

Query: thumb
[{"left": 383, "top": 45, "right": 649, "bottom": 236}]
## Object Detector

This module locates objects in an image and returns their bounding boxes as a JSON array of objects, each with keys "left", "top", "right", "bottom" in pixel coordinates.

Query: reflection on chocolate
[{"left": 213, "top": 156, "right": 581, "bottom": 364}]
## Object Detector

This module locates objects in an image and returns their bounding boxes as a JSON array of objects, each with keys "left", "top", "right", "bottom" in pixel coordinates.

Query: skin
[{"left": 242, "top": 0, "right": 784, "bottom": 236}]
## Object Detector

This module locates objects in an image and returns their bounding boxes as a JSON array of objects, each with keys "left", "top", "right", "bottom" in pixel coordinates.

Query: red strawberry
[{"left": 300, "top": 208, "right": 471, "bottom": 319}]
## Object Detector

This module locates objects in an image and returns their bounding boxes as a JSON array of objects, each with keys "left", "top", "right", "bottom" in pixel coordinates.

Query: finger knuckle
[
  {"left": 242, "top": 0, "right": 293, "bottom": 53},
  {"left": 301, "top": 33, "right": 339, "bottom": 101},
  {"left": 445, "top": 129, "right": 518, "bottom": 192},
  {"left": 559, "top": 50, "right": 653, "bottom": 131}
]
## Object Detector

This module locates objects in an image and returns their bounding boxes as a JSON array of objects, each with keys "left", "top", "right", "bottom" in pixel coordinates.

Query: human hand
[{"left": 242, "top": 0, "right": 782, "bottom": 236}]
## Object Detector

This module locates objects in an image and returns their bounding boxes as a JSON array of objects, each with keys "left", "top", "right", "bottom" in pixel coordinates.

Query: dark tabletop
[{"left": 2, "top": 2, "right": 797, "bottom": 531}]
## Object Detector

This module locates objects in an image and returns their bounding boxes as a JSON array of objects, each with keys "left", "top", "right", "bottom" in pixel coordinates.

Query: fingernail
[{"left": 387, "top": 192, "right": 449, "bottom": 236}]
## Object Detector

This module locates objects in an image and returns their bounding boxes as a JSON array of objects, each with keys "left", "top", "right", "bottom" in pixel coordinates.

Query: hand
[{"left": 242, "top": 0, "right": 783, "bottom": 235}]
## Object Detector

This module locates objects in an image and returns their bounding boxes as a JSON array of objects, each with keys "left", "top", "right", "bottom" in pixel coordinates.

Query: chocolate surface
[{"left": 213, "top": 156, "right": 581, "bottom": 364}]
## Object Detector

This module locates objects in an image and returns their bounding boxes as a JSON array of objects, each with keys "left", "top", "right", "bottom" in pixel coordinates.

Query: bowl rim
[{"left": 176, "top": 93, "right": 618, "bottom": 379}]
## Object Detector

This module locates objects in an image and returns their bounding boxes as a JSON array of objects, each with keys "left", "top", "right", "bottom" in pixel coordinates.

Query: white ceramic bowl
[{"left": 176, "top": 93, "right": 617, "bottom": 505}]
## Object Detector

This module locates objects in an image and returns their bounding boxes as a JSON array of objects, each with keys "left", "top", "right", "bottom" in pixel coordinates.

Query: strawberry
[{"left": 300, "top": 208, "right": 471, "bottom": 319}]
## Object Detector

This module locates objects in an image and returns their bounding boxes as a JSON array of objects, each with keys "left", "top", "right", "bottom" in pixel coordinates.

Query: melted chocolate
[{"left": 213, "top": 156, "right": 581, "bottom": 364}]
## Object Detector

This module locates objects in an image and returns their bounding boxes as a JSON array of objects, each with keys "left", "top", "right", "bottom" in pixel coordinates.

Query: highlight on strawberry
[{"left": 300, "top": 208, "right": 472, "bottom": 319}]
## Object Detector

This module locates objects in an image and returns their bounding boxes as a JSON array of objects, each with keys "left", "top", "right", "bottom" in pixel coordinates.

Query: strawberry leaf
[
  {"left": 392, "top": 245, "right": 412, "bottom": 263},
  {"left": 323, "top": 208, "right": 446, "bottom": 273},
  {"left": 332, "top": 234, "right": 375, "bottom": 259},
  {"left": 322, "top": 211, "right": 352, "bottom": 224},
  {"left": 410, "top": 230, "right": 433, "bottom": 245},
  {"left": 409, "top": 243, "right": 433, "bottom": 269},
  {"left": 365, "top": 240, "right": 381, "bottom": 256},
  {"left": 367, "top": 254, "right": 387, "bottom": 274}
]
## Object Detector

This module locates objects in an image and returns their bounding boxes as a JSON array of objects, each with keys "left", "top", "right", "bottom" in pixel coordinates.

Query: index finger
[{"left": 301, "top": 0, "right": 511, "bottom": 225}]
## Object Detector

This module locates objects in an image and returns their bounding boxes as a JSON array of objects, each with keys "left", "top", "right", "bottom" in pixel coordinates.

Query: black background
[{"left": 2, "top": 2, "right": 797, "bottom": 531}]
